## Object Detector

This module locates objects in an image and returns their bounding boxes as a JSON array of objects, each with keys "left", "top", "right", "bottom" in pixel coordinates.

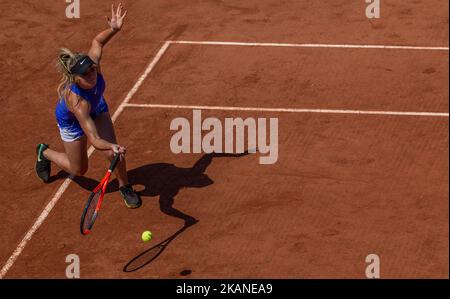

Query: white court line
[
  {"left": 125, "top": 103, "right": 449, "bottom": 117},
  {"left": 168, "top": 40, "right": 449, "bottom": 51},
  {"left": 0, "top": 41, "right": 171, "bottom": 279}
]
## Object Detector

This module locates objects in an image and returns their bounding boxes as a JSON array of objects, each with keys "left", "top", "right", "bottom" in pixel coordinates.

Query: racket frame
[{"left": 80, "top": 153, "right": 120, "bottom": 235}]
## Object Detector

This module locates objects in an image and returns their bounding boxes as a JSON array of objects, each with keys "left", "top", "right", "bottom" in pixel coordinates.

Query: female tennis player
[{"left": 35, "top": 3, "right": 141, "bottom": 208}]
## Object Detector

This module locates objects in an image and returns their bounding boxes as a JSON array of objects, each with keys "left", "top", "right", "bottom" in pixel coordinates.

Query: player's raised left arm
[{"left": 88, "top": 3, "right": 127, "bottom": 64}]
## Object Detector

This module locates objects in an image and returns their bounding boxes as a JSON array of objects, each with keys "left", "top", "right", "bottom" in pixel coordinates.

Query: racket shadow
[{"left": 123, "top": 223, "right": 195, "bottom": 273}]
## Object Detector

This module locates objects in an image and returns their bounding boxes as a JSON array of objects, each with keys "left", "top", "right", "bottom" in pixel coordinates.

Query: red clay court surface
[{"left": 0, "top": 1, "right": 448, "bottom": 278}]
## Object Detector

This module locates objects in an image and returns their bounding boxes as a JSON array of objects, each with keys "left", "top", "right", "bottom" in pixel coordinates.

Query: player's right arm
[{"left": 69, "top": 93, "right": 125, "bottom": 154}]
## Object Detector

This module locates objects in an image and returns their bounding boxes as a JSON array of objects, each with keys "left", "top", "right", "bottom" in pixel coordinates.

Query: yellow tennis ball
[{"left": 141, "top": 231, "right": 152, "bottom": 242}]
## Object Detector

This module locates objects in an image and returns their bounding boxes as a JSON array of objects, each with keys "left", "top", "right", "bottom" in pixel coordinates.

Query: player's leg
[
  {"left": 159, "top": 191, "right": 198, "bottom": 227},
  {"left": 94, "top": 111, "right": 142, "bottom": 208},
  {"left": 36, "top": 137, "right": 89, "bottom": 181}
]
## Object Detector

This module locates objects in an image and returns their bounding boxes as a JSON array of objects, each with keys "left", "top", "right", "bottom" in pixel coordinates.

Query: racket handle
[{"left": 109, "top": 153, "right": 120, "bottom": 172}]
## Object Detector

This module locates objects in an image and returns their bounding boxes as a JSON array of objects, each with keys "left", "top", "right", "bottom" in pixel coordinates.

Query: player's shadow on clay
[
  {"left": 124, "top": 151, "right": 250, "bottom": 226},
  {"left": 66, "top": 151, "right": 250, "bottom": 226}
]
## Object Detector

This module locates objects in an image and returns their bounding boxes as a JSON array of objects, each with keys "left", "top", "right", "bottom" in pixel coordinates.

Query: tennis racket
[{"left": 80, "top": 153, "right": 120, "bottom": 235}]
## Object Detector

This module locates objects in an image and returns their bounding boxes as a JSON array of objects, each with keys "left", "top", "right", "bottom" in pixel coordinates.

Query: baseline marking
[
  {"left": 124, "top": 103, "right": 449, "bottom": 117},
  {"left": 0, "top": 41, "right": 171, "bottom": 279},
  {"left": 168, "top": 40, "right": 449, "bottom": 51}
]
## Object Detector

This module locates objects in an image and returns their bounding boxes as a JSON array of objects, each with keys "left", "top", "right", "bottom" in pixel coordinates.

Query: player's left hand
[{"left": 106, "top": 3, "right": 127, "bottom": 31}]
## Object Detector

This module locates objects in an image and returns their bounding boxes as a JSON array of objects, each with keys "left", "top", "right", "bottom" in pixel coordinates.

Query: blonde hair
[{"left": 56, "top": 48, "right": 81, "bottom": 105}]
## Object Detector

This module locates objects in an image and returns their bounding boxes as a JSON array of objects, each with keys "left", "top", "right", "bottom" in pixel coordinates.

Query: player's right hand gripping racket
[{"left": 80, "top": 153, "right": 120, "bottom": 235}]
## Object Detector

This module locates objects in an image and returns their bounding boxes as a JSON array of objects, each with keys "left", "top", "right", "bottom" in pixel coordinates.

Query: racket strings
[{"left": 81, "top": 189, "right": 102, "bottom": 232}]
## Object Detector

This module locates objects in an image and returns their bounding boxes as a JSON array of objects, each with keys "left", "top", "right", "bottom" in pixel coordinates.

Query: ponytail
[{"left": 56, "top": 48, "right": 81, "bottom": 105}]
